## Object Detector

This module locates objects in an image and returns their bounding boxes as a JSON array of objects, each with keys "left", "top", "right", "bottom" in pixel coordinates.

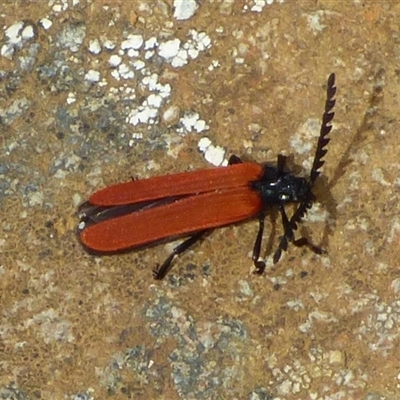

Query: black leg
[
  {"left": 228, "top": 154, "right": 243, "bottom": 165},
  {"left": 278, "top": 204, "right": 294, "bottom": 241},
  {"left": 277, "top": 154, "right": 287, "bottom": 173},
  {"left": 273, "top": 204, "right": 292, "bottom": 263},
  {"left": 153, "top": 230, "right": 208, "bottom": 280},
  {"left": 252, "top": 212, "right": 267, "bottom": 275},
  {"left": 230, "top": 153, "right": 271, "bottom": 274},
  {"left": 273, "top": 203, "right": 324, "bottom": 263}
]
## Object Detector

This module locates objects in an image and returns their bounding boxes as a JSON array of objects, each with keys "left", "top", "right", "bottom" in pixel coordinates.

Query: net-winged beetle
[{"left": 78, "top": 73, "right": 336, "bottom": 279}]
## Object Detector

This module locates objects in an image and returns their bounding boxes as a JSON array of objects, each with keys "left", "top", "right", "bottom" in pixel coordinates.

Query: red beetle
[{"left": 78, "top": 74, "right": 336, "bottom": 279}]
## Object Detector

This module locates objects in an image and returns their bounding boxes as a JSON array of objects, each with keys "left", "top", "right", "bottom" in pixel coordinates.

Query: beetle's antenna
[
  {"left": 273, "top": 73, "right": 336, "bottom": 263},
  {"left": 309, "top": 73, "right": 336, "bottom": 185}
]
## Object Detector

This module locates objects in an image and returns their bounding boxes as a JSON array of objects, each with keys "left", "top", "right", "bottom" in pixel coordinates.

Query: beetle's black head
[
  {"left": 277, "top": 173, "right": 311, "bottom": 202},
  {"left": 250, "top": 166, "right": 312, "bottom": 205}
]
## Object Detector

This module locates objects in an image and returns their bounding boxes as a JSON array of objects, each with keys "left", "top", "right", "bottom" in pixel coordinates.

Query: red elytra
[{"left": 80, "top": 163, "right": 264, "bottom": 252}]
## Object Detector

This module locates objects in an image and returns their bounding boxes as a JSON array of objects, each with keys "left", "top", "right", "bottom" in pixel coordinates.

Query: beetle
[{"left": 78, "top": 73, "right": 336, "bottom": 280}]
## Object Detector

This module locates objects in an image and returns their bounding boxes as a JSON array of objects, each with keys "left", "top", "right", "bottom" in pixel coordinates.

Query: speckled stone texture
[{"left": 0, "top": 1, "right": 399, "bottom": 399}]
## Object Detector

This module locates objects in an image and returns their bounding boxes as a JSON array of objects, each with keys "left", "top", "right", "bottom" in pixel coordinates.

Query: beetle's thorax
[{"left": 250, "top": 165, "right": 311, "bottom": 205}]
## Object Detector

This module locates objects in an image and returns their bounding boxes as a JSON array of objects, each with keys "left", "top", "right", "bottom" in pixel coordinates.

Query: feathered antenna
[
  {"left": 273, "top": 73, "right": 336, "bottom": 263},
  {"left": 310, "top": 73, "right": 336, "bottom": 185}
]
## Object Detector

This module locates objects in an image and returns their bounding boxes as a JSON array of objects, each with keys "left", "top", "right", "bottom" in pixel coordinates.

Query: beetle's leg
[
  {"left": 273, "top": 204, "right": 292, "bottom": 263},
  {"left": 273, "top": 204, "right": 323, "bottom": 263},
  {"left": 228, "top": 154, "right": 243, "bottom": 165},
  {"left": 233, "top": 152, "right": 272, "bottom": 274},
  {"left": 277, "top": 154, "right": 287, "bottom": 173},
  {"left": 153, "top": 230, "right": 208, "bottom": 280},
  {"left": 252, "top": 211, "right": 267, "bottom": 275}
]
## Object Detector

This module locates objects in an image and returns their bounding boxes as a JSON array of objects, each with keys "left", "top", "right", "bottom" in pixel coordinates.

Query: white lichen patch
[
  {"left": 353, "top": 294, "right": 400, "bottom": 356},
  {"left": 173, "top": 0, "right": 198, "bottom": 20},
  {"left": 84, "top": 69, "right": 100, "bottom": 83},
  {"left": 198, "top": 137, "right": 226, "bottom": 167},
  {"left": 158, "top": 30, "right": 211, "bottom": 68},
  {"left": 243, "top": 0, "right": 285, "bottom": 13},
  {"left": 126, "top": 73, "right": 171, "bottom": 126},
  {"left": 180, "top": 112, "right": 208, "bottom": 134},
  {"left": 291, "top": 118, "right": 320, "bottom": 155},
  {"left": 121, "top": 34, "right": 144, "bottom": 50},
  {"left": 39, "top": 17, "right": 53, "bottom": 30},
  {"left": 1, "top": 21, "right": 37, "bottom": 59},
  {"left": 304, "top": 11, "right": 327, "bottom": 33},
  {"left": 88, "top": 38, "right": 101, "bottom": 54},
  {"left": 371, "top": 167, "right": 391, "bottom": 186}
]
